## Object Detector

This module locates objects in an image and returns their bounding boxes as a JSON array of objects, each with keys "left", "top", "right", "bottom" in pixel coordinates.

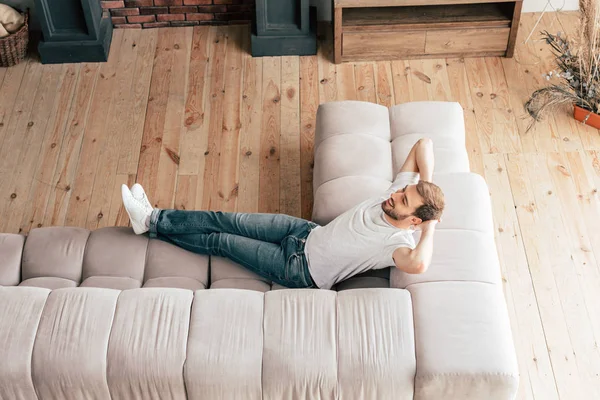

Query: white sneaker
[
  {"left": 121, "top": 184, "right": 153, "bottom": 235},
  {"left": 131, "top": 183, "right": 152, "bottom": 210}
]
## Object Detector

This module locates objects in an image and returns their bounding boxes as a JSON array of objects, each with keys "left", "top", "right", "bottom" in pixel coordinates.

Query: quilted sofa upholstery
[{"left": 0, "top": 101, "right": 518, "bottom": 400}]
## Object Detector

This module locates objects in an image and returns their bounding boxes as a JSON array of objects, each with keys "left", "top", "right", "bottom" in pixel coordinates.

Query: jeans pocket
[{"left": 285, "top": 253, "right": 304, "bottom": 284}]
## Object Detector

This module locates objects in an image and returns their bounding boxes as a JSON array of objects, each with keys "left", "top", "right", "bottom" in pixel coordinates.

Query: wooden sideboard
[{"left": 333, "top": 0, "right": 522, "bottom": 63}]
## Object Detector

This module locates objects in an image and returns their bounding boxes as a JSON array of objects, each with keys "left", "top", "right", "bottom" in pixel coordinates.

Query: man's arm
[
  {"left": 392, "top": 220, "right": 437, "bottom": 274},
  {"left": 399, "top": 138, "right": 434, "bottom": 182}
]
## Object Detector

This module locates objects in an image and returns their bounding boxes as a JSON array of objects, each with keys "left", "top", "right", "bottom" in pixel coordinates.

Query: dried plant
[{"left": 525, "top": 0, "right": 600, "bottom": 129}]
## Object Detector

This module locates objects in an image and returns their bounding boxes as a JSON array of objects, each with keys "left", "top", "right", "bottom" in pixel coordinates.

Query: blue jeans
[{"left": 149, "top": 209, "right": 319, "bottom": 288}]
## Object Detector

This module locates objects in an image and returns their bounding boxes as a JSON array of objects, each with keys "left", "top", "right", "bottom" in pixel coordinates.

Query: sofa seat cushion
[
  {"left": 0, "top": 287, "right": 50, "bottom": 399},
  {"left": 0, "top": 233, "right": 24, "bottom": 286},
  {"left": 407, "top": 282, "right": 518, "bottom": 400},
  {"left": 107, "top": 288, "right": 193, "bottom": 399},
  {"left": 81, "top": 276, "right": 141, "bottom": 290},
  {"left": 32, "top": 288, "right": 119, "bottom": 399},
  {"left": 20, "top": 277, "right": 77, "bottom": 289}
]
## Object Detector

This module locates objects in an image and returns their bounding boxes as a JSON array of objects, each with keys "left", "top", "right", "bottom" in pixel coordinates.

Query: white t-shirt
[{"left": 305, "top": 172, "right": 419, "bottom": 289}]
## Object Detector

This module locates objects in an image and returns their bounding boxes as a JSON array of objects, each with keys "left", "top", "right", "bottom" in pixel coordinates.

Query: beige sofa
[{"left": 0, "top": 101, "right": 518, "bottom": 399}]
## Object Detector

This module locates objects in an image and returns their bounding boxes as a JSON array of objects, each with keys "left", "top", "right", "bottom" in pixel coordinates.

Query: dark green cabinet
[
  {"left": 251, "top": 0, "right": 317, "bottom": 56},
  {"left": 34, "top": 0, "right": 113, "bottom": 64}
]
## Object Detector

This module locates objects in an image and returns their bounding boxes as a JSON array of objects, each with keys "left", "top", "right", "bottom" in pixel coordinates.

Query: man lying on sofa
[{"left": 121, "top": 138, "right": 445, "bottom": 290}]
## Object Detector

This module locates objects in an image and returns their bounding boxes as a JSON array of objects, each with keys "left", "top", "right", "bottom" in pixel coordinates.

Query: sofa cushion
[
  {"left": 0, "top": 233, "right": 24, "bottom": 286},
  {"left": 80, "top": 276, "right": 141, "bottom": 290},
  {"left": 389, "top": 101, "right": 465, "bottom": 141},
  {"left": 391, "top": 133, "right": 469, "bottom": 174},
  {"left": 143, "top": 276, "right": 205, "bottom": 291},
  {"left": 32, "top": 288, "right": 119, "bottom": 400},
  {"left": 315, "top": 101, "right": 390, "bottom": 147},
  {"left": 20, "top": 277, "right": 77, "bottom": 289},
  {"left": 107, "top": 288, "right": 193, "bottom": 400},
  {"left": 22, "top": 226, "right": 90, "bottom": 285},
  {"left": 185, "top": 289, "right": 264, "bottom": 400},
  {"left": 144, "top": 239, "right": 208, "bottom": 288},
  {"left": 312, "top": 176, "right": 391, "bottom": 226},
  {"left": 337, "top": 288, "right": 415, "bottom": 400},
  {"left": 82, "top": 227, "right": 148, "bottom": 285},
  {"left": 391, "top": 230, "right": 501, "bottom": 288},
  {"left": 0, "top": 287, "right": 50, "bottom": 400},
  {"left": 432, "top": 173, "right": 494, "bottom": 233},
  {"left": 262, "top": 289, "right": 339, "bottom": 398},
  {"left": 210, "top": 255, "right": 270, "bottom": 288},
  {"left": 407, "top": 282, "right": 518, "bottom": 400},
  {"left": 313, "top": 134, "right": 393, "bottom": 189}
]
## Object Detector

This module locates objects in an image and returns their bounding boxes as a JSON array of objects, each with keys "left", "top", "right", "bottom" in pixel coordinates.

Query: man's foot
[
  {"left": 131, "top": 183, "right": 152, "bottom": 210},
  {"left": 121, "top": 184, "right": 153, "bottom": 235}
]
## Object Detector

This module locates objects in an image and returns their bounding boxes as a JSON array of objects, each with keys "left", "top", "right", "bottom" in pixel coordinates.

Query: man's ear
[{"left": 411, "top": 216, "right": 423, "bottom": 225}]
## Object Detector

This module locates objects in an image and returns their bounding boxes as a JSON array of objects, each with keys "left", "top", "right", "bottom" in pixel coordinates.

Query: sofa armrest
[{"left": 403, "top": 281, "right": 519, "bottom": 400}]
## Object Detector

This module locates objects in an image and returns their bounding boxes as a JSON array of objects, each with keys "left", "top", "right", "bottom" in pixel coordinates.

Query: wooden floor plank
[
  {"left": 214, "top": 25, "right": 244, "bottom": 212},
  {"left": 179, "top": 26, "right": 211, "bottom": 176},
  {"left": 406, "top": 60, "right": 430, "bottom": 102},
  {"left": 464, "top": 57, "right": 498, "bottom": 154},
  {"left": 86, "top": 29, "right": 143, "bottom": 230},
  {"left": 280, "top": 55, "right": 301, "bottom": 217},
  {"left": 422, "top": 59, "right": 452, "bottom": 101},
  {"left": 136, "top": 28, "right": 177, "bottom": 207},
  {"left": 0, "top": 60, "right": 45, "bottom": 228},
  {"left": 0, "top": 60, "right": 28, "bottom": 153},
  {"left": 20, "top": 64, "right": 81, "bottom": 233},
  {"left": 374, "top": 61, "right": 394, "bottom": 107},
  {"left": 484, "top": 153, "right": 558, "bottom": 400},
  {"left": 317, "top": 23, "right": 337, "bottom": 103},
  {"left": 153, "top": 27, "right": 193, "bottom": 211},
  {"left": 485, "top": 57, "right": 523, "bottom": 153},
  {"left": 354, "top": 62, "right": 376, "bottom": 103},
  {"left": 259, "top": 56, "right": 281, "bottom": 214},
  {"left": 174, "top": 174, "right": 198, "bottom": 211},
  {"left": 299, "top": 54, "right": 319, "bottom": 220},
  {"left": 198, "top": 26, "right": 228, "bottom": 210},
  {"left": 0, "top": 64, "right": 65, "bottom": 232},
  {"left": 446, "top": 58, "right": 484, "bottom": 175},
  {"left": 61, "top": 30, "right": 125, "bottom": 228},
  {"left": 117, "top": 28, "right": 158, "bottom": 175},
  {"left": 336, "top": 62, "right": 357, "bottom": 101},
  {"left": 391, "top": 60, "right": 411, "bottom": 104},
  {"left": 237, "top": 32, "right": 263, "bottom": 214},
  {"left": 43, "top": 63, "right": 101, "bottom": 227}
]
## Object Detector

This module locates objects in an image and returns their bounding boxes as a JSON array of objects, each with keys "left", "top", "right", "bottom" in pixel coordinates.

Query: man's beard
[{"left": 381, "top": 200, "right": 410, "bottom": 221}]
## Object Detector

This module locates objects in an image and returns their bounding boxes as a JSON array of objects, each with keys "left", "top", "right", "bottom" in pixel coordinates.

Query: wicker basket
[{"left": 0, "top": 11, "right": 28, "bottom": 67}]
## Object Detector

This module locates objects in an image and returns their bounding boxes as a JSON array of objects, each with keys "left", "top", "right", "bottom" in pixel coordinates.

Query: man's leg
[
  {"left": 149, "top": 209, "right": 314, "bottom": 244},
  {"left": 399, "top": 137, "right": 434, "bottom": 182},
  {"left": 158, "top": 230, "right": 314, "bottom": 288}
]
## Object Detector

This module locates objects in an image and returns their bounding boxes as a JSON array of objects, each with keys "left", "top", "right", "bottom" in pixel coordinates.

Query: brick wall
[{"left": 101, "top": 0, "right": 254, "bottom": 28}]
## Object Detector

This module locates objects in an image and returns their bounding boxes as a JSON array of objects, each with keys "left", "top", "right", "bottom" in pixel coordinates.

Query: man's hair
[{"left": 413, "top": 181, "right": 445, "bottom": 222}]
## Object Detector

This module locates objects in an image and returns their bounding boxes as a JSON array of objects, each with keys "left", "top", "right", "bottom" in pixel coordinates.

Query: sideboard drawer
[
  {"left": 425, "top": 27, "right": 510, "bottom": 54},
  {"left": 343, "top": 31, "right": 426, "bottom": 61}
]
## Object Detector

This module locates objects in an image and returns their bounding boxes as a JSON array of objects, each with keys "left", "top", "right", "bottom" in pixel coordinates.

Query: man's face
[{"left": 381, "top": 184, "right": 425, "bottom": 222}]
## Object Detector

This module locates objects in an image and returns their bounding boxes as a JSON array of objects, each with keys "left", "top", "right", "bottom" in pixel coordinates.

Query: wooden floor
[{"left": 1, "top": 11, "right": 600, "bottom": 399}]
